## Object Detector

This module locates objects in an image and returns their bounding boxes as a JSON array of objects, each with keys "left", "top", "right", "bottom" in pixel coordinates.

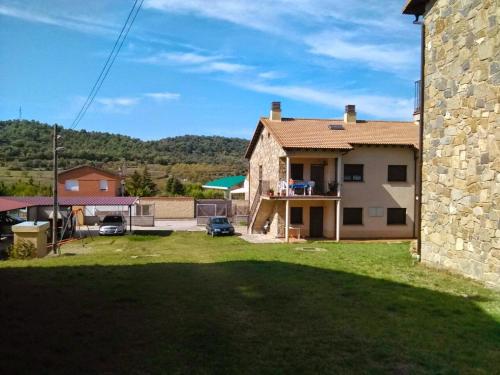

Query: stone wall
[
  {"left": 248, "top": 123, "right": 286, "bottom": 231},
  {"left": 137, "top": 197, "right": 195, "bottom": 219},
  {"left": 421, "top": 0, "right": 499, "bottom": 287}
]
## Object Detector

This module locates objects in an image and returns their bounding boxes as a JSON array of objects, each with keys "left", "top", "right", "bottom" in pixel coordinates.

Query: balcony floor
[{"left": 262, "top": 194, "right": 341, "bottom": 201}]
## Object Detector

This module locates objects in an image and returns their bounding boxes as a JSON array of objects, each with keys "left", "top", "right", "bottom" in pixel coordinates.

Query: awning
[
  {"left": 229, "top": 187, "right": 247, "bottom": 195},
  {"left": 0, "top": 196, "right": 138, "bottom": 206},
  {"left": 0, "top": 197, "right": 32, "bottom": 213}
]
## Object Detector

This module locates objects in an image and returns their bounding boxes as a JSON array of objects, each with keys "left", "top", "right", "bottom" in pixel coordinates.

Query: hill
[{"left": 0, "top": 120, "right": 249, "bottom": 185}]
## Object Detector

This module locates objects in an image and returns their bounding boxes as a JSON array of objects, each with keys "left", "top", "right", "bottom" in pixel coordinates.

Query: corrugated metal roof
[
  {"left": 0, "top": 196, "right": 138, "bottom": 206},
  {"left": 0, "top": 197, "right": 34, "bottom": 212},
  {"left": 202, "top": 175, "right": 246, "bottom": 190}
]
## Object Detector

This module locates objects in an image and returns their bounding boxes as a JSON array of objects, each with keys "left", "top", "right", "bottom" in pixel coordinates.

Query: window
[
  {"left": 99, "top": 180, "right": 109, "bottom": 191},
  {"left": 64, "top": 180, "right": 79, "bottom": 191},
  {"left": 291, "top": 164, "right": 304, "bottom": 180},
  {"left": 387, "top": 208, "right": 406, "bottom": 225},
  {"left": 344, "top": 164, "right": 364, "bottom": 182},
  {"left": 388, "top": 165, "right": 407, "bottom": 182},
  {"left": 368, "top": 207, "right": 384, "bottom": 217},
  {"left": 290, "top": 207, "right": 303, "bottom": 224},
  {"left": 343, "top": 208, "right": 363, "bottom": 225},
  {"left": 139, "top": 204, "right": 152, "bottom": 216}
]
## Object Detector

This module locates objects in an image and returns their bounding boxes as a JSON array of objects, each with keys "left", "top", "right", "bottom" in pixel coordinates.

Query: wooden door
[
  {"left": 310, "top": 164, "right": 325, "bottom": 194},
  {"left": 309, "top": 206, "right": 324, "bottom": 238}
]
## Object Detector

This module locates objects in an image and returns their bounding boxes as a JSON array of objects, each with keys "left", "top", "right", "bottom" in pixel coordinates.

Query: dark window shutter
[
  {"left": 388, "top": 165, "right": 407, "bottom": 182},
  {"left": 387, "top": 208, "right": 406, "bottom": 225},
  {"left": 343, "top": 207, "right": 363, "bottom": 225}
]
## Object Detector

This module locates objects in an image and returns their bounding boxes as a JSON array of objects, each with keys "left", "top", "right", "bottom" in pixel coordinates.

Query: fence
[{"left": 196, "top": 199, "right": 232, "bottom": 225}]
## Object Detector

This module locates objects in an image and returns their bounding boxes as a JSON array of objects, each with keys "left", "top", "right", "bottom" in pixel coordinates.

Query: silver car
[{"left": 99, "top": 215, "right": 126, "bottom": 236}]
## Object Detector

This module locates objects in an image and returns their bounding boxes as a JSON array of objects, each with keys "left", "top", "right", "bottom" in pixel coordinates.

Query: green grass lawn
[{"left": 1, "top": 233, "right": 499, "bottom": 374}]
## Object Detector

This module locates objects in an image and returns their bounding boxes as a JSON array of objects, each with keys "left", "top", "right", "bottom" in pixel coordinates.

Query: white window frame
[{"left": 99, "top": 179, "right": 109, "bottom": 191}]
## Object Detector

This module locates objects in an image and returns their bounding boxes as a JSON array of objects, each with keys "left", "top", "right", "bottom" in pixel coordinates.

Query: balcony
[
  {"left": 263, "top": 180, "right": 341, "bottom": 201},
  {"left": 261, "top": 154, "right": 344, "bottom": 201}
]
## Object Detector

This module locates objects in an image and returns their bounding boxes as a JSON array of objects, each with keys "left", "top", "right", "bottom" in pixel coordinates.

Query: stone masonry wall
[
  {"left": 421, "top": 0, "right": 499, "bottom": 287},
  {"left": 248, "top": 123, "right": 286, "bottom": 232}
]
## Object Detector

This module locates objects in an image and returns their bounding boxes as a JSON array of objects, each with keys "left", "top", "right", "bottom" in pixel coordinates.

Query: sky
[{"left": 0, "top": 0, "right": 420, "bottom": 140}]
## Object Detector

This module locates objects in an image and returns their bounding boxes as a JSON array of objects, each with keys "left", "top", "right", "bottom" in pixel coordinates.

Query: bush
[{"left": 8, "top": 240, "right": 37, "bottom": 259}]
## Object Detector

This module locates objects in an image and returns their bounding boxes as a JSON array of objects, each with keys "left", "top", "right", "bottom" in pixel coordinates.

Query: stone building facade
[
  {"left": 245, "top": 103, "right": 418, "bottom": 240},
  {"left": 404, "top": 0, "right": 499, "bottom": 287}
]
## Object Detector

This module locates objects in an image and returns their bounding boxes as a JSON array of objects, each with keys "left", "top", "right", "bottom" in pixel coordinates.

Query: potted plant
[{"left": 327, "top": 182, "right": 338, "bottom": 196}]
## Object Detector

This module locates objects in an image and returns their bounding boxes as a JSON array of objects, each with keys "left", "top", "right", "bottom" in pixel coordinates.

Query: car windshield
[
  {"left": 212, "top": 217, "right": 229, "bottom": 225},
  {"left": 103, "top": 216, "right": 123, "bottom": 223}
]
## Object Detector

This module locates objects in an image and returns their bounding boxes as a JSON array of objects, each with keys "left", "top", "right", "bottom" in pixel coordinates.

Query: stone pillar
[{"left": 12, "top": 221, "right": 50, "bottom": 257}]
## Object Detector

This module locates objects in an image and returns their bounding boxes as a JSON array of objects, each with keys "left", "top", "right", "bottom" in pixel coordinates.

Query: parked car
[
  {"left": 99, "top": 215, "right": 126, "bottom": 236},
  {"left": 0, "top": 213, "right": 25, "bottom": 236},
  {"left": 206, "top": 216, "right": 235, "bottom": 237}
]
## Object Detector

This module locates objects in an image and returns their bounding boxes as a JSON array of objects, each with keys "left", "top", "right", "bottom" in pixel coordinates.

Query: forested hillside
[{"left": 0, "top": 120, "right": 248, "bottom": 184}]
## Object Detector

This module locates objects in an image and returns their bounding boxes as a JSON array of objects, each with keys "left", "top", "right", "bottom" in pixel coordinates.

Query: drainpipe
[
  {"left": 416, "top": 21, "right": 425, "bottom": 259},
  {"left": 285, "top": 156, "right": 290, "bottom": 242}
]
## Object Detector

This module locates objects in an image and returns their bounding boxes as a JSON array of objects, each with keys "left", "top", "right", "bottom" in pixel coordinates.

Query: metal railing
[{"left": 248, "top": 181, "right": 263, "bottom": 227}]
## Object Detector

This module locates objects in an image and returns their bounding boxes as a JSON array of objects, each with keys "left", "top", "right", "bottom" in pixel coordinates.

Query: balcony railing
[{"left": 266, "top": 179, "right": 341, "bottom": 199}]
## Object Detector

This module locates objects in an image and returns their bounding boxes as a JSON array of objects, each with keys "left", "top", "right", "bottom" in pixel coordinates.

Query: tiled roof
[
  {"left": 246, "top": 117, "right": 418, "bottom": 158},
  {"left": 1, "top": 196, "right": 138, "bottom": 206}
]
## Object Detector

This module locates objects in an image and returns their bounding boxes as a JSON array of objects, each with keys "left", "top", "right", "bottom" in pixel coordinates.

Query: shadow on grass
[
  {"left": 129, "top": 230, "right": 173, "bottom": 237},
  {"left": 0, "top": 261, "right": 498, "bottom": 374}
]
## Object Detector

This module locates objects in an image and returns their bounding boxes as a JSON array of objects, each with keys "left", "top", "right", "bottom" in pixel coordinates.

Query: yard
[{"left": 1, "top": 232, "right": 499, "bottom": 374}]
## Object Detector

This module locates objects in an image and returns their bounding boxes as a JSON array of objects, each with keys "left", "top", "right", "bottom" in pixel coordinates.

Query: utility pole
[
  {"left": 52, "top": 124, "right": 59, "bottom": 254},
  {"left": 19, "top": 106, "right": 22, "bottom": 120}
]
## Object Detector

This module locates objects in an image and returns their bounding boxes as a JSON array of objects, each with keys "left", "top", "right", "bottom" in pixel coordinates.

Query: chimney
[
  {"left": 270, "top": 101, "right": 281, "bottom": 121},
  {"left": 344, "top": 104, "right": 356, "bottom": 123}
]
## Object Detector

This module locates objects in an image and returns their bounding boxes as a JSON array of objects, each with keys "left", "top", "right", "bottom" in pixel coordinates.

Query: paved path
[{"left": 239, "top": 233, "right": 285, "bottom": 243}]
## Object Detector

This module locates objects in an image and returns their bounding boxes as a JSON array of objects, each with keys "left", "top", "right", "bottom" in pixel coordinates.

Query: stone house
[
  {"left": 245, "top": 102, "right": 419, "bottom": 241},
  {"left": 403, "top": 0, "right": 499, "bottom": 287}
]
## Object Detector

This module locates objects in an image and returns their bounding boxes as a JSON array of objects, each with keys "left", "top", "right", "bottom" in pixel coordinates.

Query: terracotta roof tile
[{"left": 261, "top": 117, "right": 418, "bottom": 151}]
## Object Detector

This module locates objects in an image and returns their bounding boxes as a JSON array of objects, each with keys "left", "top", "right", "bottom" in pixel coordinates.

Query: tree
[
  {"left": 125, "top": 170, "right": 144, "bottom": 196},
  {"left": 141, "top": 166, "right": 157, "bottom": 196},
  {"left": 125, "top": 167, "right": 157, "bottom": 197},
  {"left": 164, "top": 176, "right": 185, "bottom": 196}
]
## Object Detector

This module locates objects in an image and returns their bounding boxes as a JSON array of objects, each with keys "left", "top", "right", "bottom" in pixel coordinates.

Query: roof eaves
[
  {"left": 402, "top": 0, "right": 428, "bottom": 15},
  {"left": 244, "top": 120, "right": 264, "bottom": 159},
  {"left": 58, "top": 165, "right": 120, "bottom": 179}
]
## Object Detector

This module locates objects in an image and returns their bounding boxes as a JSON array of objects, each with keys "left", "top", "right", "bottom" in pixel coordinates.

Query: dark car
[
  {"left": 99, "top": 215, "right": 126, "bottom": 236},
  {"left": 206, "top": 216, "right": 234, "bottom": 237},
  {"left": 0, "top": 213, "right": 25, "bottom": 236}
]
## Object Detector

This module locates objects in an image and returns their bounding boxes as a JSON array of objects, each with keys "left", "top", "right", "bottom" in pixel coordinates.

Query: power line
[{"left": 70, "top": 0, "right": 144, "bottom": 130}]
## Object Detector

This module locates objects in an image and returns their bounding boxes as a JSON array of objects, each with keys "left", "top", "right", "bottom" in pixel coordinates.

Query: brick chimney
[
  {"left": 344, "top": 104, "right": 356, "bottom": 123},
  {"left": 270, "top": 101, "right": 281, "bottom": 121}
]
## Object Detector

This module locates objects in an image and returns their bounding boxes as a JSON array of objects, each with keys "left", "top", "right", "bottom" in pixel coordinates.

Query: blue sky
[{"left": 0, "top": 0, "right": 420, "bottom": 140}]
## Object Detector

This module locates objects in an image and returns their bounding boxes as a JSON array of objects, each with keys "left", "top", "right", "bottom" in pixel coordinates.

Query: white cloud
[
  {"left": 144, "top": 0, "right": 418, "bottom": 74},
  {"left": 144, "top": 92, "right": 180, "bottom": 101},
  {"left": 0, "top": 4, "right": 116, "bottom": 35},
  {"left": 237, "top": 81, "right": 413, "bottom": 120},
  {"left": 136, "top": 51, "right": 252, "bottom": 74},
  {"left": 193, "top": 61, "right": 251, "bottom": 73},
  {"left": 305, "top": 31, "right": 414, "bottom": 72},
  {"left": 258, "top": 71, "right": 286, "bottom": 80},
  {"left": 96, "top": 97, "right": 140, "bottom": 111}
]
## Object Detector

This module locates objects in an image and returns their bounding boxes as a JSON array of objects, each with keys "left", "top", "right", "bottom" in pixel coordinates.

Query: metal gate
[{"left": 196, "top": 199, "right": 231, "bottom": 225}]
